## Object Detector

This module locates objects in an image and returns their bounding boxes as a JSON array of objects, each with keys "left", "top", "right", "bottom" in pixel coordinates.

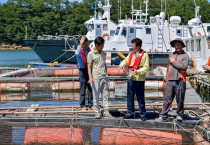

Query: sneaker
[
  {"left": 88, "top": 106, "right": 94, "bottom": 111},
  {"left": 175, "top": 116, "right": 182, "bottom": 122},
  {"left": 155, "top": 117, "right": 168, "bottom": 122},
  {"left": 104, "top": 113, "right": 115, "bottom": 119},
  {"left": 81, "top": 107, "right": 87, "bottom": 111},
  {"left": 123, "top": 114, "right": 134, "bottom": 119},
  {"left": 95, "top": 113, "right": 101, "bottom": 119}
]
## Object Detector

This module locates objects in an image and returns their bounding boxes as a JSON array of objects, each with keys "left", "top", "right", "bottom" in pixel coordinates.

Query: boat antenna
[
  {"left": 95, "top": 1, "right": 96, "bottom": 19},
  {"left": 165, "top": 0, "right": 166, "bottom": 14},
  {"left": 194, "top": 0, "right": 208, "bottom": 40},
  {"left": 118, "top": 0, "right": 119, "bottom": 22},
  {"left": 161, "top": 0, "right": 163, "bottom": 12},
  {"left": 140, "top": 0, "right": 142, "bottom": 10},
  {"left": 167, "top": 15, "right": 172, "bottom": 52},
  {"left": 132, "top": 0, "right": 134, "bottom": 20},
  {"left": 120, "top": 0, "right": 122, "bottom": 20},
  {"left": 25, "top": 26, "right": 27, "bottom": 40},
  {"left": 144, "top": 0, "right": 149, "bottom": 21}
]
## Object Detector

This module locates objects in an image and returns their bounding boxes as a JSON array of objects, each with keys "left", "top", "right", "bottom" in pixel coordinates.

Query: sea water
[{"left": 0, "top": 50, "right": 42, "bottom": 68}]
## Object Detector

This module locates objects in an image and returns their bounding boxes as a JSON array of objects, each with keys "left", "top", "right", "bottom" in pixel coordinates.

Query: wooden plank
[
  {"left": 0, "top": 103, "right": 209, "bottom": 111},
  {"left": 0, "top": 107, "right": 209, "bottom": 115}
]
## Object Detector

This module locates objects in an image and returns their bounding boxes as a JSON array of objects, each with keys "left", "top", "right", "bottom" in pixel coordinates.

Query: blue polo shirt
[{"left": 75, "top": 45, "right": 89, "bottom": 68}]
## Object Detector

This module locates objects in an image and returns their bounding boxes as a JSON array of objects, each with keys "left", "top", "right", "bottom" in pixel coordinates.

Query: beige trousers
[{"left": 90, "top": 78, "right": 109, "bottom": 114}]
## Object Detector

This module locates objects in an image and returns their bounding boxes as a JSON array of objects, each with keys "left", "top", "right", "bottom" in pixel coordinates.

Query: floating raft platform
[
  {"left": 0, "top": 103, "right": 209, "bottom": 144},
  {"left": 0, "top": 80, "right": 209, "bottom": 144}
]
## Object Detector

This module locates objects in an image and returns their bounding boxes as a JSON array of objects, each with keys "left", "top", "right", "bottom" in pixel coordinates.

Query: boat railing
[
  {"left": 86, "top": 35, "right": 96, "bottom": 40},
  {"left": 37, "top": 35, "right": 81, "bottom": 40}
]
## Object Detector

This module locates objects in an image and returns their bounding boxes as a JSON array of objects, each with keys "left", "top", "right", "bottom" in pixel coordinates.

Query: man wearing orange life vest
[
  {"left": 75, "top": 36, "right": 93, "bottom": 111},
  {"left": 202, "top": 36, "right": 210, "bottom": 70},
  {"left": 156, "top": 38, "right": 189, "bottom": 122},
  {"left": 119, "top": 38, "right": 149, "bottom": 121}
]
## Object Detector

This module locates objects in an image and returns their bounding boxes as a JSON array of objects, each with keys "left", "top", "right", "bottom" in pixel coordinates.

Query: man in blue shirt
[{"left": 75, "top": 36, "right": 93, "bottom": 111}]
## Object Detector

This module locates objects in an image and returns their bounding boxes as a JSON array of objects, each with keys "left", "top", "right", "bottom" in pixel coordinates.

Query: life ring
[
  {"left": 197, "top": 32, "right": 201, "bottom": 36},
  {"left": 102, "top": 33, "right": 109, "bottom": 38}
]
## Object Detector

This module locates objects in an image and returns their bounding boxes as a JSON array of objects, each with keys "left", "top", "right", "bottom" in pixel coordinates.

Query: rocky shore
[{"left": 0, "top": 43, "right": 31, "bottom": 50}]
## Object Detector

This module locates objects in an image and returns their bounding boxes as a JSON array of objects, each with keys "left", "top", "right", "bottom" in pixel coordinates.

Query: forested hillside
[{"left": 0, "top": 0, "right": 209, "bottom": 44}]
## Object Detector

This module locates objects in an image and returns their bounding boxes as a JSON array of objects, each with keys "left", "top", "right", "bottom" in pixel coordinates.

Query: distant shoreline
[{"left": 0, "top": 44, "right": 31, "bottom": 50}]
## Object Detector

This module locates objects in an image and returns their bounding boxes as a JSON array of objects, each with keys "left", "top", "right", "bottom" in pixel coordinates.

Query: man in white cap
[{"left": 156, "top": 38, "right": 189, "bottom": 122}]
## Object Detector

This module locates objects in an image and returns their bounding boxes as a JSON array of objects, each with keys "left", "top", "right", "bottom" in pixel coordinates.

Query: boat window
[
  {"left": 88, "top": 24, "right": 94, "bottom": 31},
  {"left": 115, "top": 27, "right": 120, "bottom": 35},
  {"left": 191, "top": 40, "right": 194, "bottom": 52},
  {"left": 176, "top": 29, "right": 182, "bottom": 37},
  {"left": 130, "top": 28, "right": 134, "bottom": 34},
  {"left": 97, "top": 25, "right": 101, "bottom": 29},
  {"left": 207, "top": 26, "right": 210, "bottom": 32},
  {"left": 146, "top": 28, "right": 151, "bottom": 34},
  {"left": 121, "top": 27, "right": 127, "bottom": 37},
  {"left": 110, "top": 30, "right": 115, "bottom": 36},
  {"left": 103, "top": 24, "right": 108, "bottom": 31},
  {"left": 196, "top": 39, "right": 201, "bottom": 51}
]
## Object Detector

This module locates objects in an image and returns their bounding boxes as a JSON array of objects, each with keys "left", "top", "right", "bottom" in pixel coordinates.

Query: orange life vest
[
  {"left": 81, "top": 47, "right": 90, "bottom": 67},
  {"left": 166, "top": 51, "right": 187, "bottom": 82},
  {"left": 127, "top": 49, "right": 145, "bottom": 72}
]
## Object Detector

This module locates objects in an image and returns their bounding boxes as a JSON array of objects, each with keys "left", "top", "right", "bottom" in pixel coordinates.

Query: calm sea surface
[{"left": 0, "top": 50, "right": 42, "bottom": 68}]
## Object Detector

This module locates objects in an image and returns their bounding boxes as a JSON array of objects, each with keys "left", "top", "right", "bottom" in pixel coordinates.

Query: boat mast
[
  {"left": 120, "top": 0, "right": 122, "bottom": 20},
  {"left": 25, "top": 27, "right": 27, "bottom": 40},
  {"left": 98, "top": 0, "right": 112, "bottom": 20},
  {"left": 118, "top": 0, "right": 119, "bottom": 22},
  {"left": 132, "top": 0, "right": 134, "bottom": 20},
  {"left": 165, "top": 0, "right": 166, "bottom": 14},
  {"left": 193, "top": 0, "right": 208, "bottom": 40},
  {"left": 95, "top": 1, "right": 97, "bottom": 19},
  {"left": 144, "top": 0, "right": 149, "bottom": 22}
]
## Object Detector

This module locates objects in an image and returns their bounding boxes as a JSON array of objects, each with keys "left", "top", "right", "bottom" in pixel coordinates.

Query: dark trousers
[
  {"left": 79, "top": 68, "right": 93, "bottom": 108},
  {"left": 160, "top": 80, "right": 186, "bottom": 119},
  {"left": 127, "top": 79, "right": 146, "bottom": 117}
]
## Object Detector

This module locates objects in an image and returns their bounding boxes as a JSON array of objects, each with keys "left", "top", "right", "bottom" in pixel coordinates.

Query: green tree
[{"left": 0, "top": 0, "right": 209, "bottom": 44}]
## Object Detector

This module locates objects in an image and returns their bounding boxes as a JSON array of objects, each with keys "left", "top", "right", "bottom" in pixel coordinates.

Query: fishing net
[{"left": 0, "top": 119, "right": 204, "bottom": 145}]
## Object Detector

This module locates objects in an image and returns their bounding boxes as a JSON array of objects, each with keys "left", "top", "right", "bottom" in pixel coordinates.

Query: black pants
[
  {"left": 127, "top": 79, "right": 146, "bottom": 117},
  {"left": 79, "top": 68, "right": 93, "bottom": 108},
  {"left": 160, "top": 80, "right": 186, "bottom": 119}
]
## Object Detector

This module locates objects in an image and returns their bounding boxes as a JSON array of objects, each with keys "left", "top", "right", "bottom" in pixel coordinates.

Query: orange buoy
[
  {"left": 197, "top": 32, "right": 201, "bottom": 36},
  {"left": 55, "top": 69, "right": 79, "bottom": 76},
  {"left": 102, "top": 33, "right": 109, "bottom": 38},
  {"left": 193, "top": 58, "right": 197, "bottom": 70},
  {"left": 24, "top": 127, "right": 83, "bottom": 144},
  {"left": 0, "top": 83, "right": 29, "bottom": 91},
  {"left": 55, "top": 68, "right": 126, "bottom": 76},
  {"left": 52, "top": 81, "right": 80, "bottom": 91},
  {"left": 107, "top": 67, "right": 125, "bottom": 75},
  {"left": 100, "top": 128, "right": 182, "bottom": 144}
]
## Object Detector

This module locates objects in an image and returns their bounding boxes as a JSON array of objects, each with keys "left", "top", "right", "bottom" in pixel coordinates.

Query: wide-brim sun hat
[{"left": 170, "top": 38, "right": 186, "bottom": 48}]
